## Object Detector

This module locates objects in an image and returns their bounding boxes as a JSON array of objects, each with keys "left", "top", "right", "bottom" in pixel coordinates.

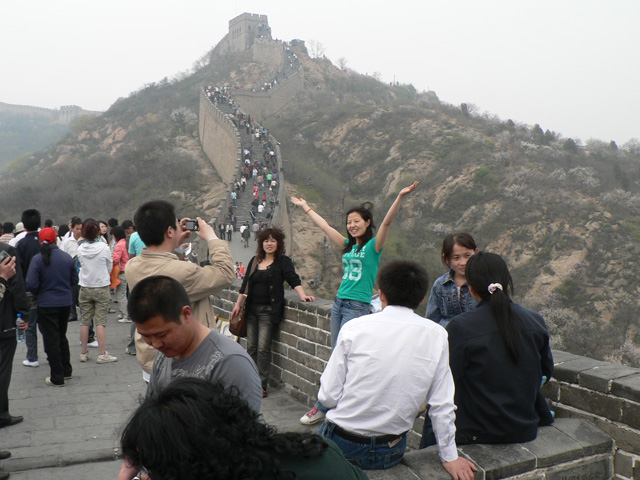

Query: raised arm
[
  {"left": 290, "top": 196, "right": 346, "bottom": 248},
  {"left": 375, "top": 181, "right": 419, "bottom": 253}
]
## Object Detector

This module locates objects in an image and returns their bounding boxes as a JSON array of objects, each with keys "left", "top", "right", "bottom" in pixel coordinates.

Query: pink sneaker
[{"left": 300, "top": 406, "right": 326, "bottom": 425}]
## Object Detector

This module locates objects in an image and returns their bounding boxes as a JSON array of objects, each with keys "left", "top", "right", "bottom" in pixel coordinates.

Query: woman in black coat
[
  {"left": 231, "top": 227, "right": 314, "bottom": 397},
  {"left": 445, "top": 252, "right": 554, "bottom": 444}
]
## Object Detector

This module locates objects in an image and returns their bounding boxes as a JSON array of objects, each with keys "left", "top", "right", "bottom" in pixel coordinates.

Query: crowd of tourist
[
  {"left": 0, "top": 52, "right": 553, "bottom": 479},
  {"left": 0, "top": 191, "right": 554, "bottom": 480},
  {"left": 205, "top": 84, "right": 281, "bottom": 248}
]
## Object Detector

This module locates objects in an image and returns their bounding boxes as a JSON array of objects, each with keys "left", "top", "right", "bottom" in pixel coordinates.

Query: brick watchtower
[{"left": 227, "top": 13, "right": 271, "bottom": 52}]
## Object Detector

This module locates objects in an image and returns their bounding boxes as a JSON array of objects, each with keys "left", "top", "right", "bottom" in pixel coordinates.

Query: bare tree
[
  {"left": 622, "top": 138, "right": 640, "bottom": 156},
  {"left": 336, "top": 56, "right": 348, "bottom": 70},
  {"left": 308, "top": 39, "right": 326, "bottom": 59},
  {"left": 170, "top": 107, "right": 197, "bottom": 134},
  {"left": 192, "top": 49, "right": 212, "bottom": 72}
]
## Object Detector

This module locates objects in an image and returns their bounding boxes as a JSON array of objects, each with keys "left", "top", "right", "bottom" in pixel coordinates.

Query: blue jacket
[
  {"left": 425, "top": 270, "right": 477, "bottom": 327},
  {"left": 26, "top": 245, "right": 78, "bottom": 307}
]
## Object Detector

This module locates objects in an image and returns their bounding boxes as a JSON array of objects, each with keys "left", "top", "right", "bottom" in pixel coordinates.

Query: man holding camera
[{"left": 125, "top": 200, "right": 235, "bottom": 378}]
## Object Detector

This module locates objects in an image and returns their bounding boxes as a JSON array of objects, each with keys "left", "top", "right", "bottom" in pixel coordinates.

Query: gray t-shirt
[{"left": 147, "top": 329, "right": 262, "bottom": 413}]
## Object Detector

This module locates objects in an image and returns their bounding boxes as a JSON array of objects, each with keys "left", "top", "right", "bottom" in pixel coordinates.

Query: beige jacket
[{"left": 125, "top": 239, "right": 235, "bottom": 373}]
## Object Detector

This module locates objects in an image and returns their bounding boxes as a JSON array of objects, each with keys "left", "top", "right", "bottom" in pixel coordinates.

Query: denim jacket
[{"left": 425, "top": 270, "right": 477, "bottom": 327}]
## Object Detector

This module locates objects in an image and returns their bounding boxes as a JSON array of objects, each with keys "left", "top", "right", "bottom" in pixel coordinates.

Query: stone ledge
[{"left": 368, "top": 419, "right": 613, "bottom": 480}]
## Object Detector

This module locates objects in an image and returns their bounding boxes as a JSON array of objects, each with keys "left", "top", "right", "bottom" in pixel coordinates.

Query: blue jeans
[
  {"left": 246, "top": 304, "right": 274, "bottom": 390},
  {"left": 330, "top": 297, "right": 372, "bottom": 349},
  {"left": 318, "top": 421, "right": 407, "bottom": 470}
]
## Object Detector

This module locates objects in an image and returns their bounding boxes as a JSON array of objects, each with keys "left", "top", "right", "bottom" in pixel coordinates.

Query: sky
[{"left": 1, "top": 0, "right": 638, "bottom": 144}]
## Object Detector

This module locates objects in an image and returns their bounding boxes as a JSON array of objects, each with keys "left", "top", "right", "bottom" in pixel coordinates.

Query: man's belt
[{"left": 332, "top": 423, "right": 405, "bottom": 445}]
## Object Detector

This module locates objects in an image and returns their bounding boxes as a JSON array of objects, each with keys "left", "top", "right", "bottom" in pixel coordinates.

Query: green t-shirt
[{"left": 336, "top": 237, "right": 382, "bottom": 304}]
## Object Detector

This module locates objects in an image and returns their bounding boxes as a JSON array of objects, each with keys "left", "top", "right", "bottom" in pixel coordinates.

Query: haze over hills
[{"left": 1, "top": 14, "right": 639, "bottom": 365}]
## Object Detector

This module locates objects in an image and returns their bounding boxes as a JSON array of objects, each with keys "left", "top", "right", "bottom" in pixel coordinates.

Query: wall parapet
[
  {"left": 211, "top": 287, "right": 637, "bottom": 479},
  {"left": 232, "top": 68, "right": 304, "bottom": 122},
  {"left": 198, "top": 88, "right": 242, "bottom": 229}
]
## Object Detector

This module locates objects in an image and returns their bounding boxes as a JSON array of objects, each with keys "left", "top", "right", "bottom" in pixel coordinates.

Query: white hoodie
[{"left": 77, "top": 240, "right": 112, "bottom": 287}]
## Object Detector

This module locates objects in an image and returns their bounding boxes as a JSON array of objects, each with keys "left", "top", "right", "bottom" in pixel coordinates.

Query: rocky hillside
[
  {"left": 1, "top": 35, "right": 639, "bottom": 364},
  {"left": 264, "top": 50, "right": 640, "bottom": 364}
]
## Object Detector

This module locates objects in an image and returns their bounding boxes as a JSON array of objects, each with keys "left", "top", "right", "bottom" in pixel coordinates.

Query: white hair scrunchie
[{"left": 487, "top": 283, "right": 503, "bottom": 294}]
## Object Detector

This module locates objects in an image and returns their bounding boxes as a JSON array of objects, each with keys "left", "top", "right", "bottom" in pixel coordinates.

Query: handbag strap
[{"left": 244, "top": 257, "right": 259, "bottom": 300}]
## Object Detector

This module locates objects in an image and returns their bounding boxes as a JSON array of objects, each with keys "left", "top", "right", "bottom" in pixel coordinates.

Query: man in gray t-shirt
[
  {"left": 148, "top": 329, "right": 261, "bottom": 412},
  {"left": 127, "top": 275, "right": 261, "bottom": 412}
]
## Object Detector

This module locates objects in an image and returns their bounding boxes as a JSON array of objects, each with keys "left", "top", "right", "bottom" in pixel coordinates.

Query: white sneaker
[
  {"left": 87, "top": 340, "right": 99, "bottom": 348},
  {"left": 300, "top": 406, "right": 326, "bottom": 425},
  {"left": 97, "top": 352, "right": 118, "bottom": 364},
  {"left": 23, "top": 360, "right": 40, "bottom": 368},
  {"left": 117, "top": 313, "right": 124, "bottom": 319},
  {"left": 118, "top": 318, "right": 132, "bottom": 323},
  {"left": 79, "top": 352, "right": 90, "bottom": 362}
]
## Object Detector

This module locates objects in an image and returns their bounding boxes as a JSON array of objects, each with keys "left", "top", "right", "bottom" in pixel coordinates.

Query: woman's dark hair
[
  {"left": 81, "top": 221, "right": 99, "bottom": 241},
  {"left": 256, "top": 227, "right": 285, "bottom": 263},
  {"left": 465, "top": 252, "right": 520, "bottom": 362},
  {"left": 98, "top": 220, "right": 110, "bottom": 244},
  {"left": 38, "top": 228, "right": 58, "bottom": 267},
  {"left": 57, "top": 224, "right": 69, "bottom": 238},
  {"left": 121, "top": 377, "right": 327, "bottom": 480},
  {"left": 343, "top": 202, "right": 375, "bottom": 254},
  {"left": 441, "top": 232, "right": 477, "bottom": 268},
  {"left": 111, "top": 226, "right": 126, "bottom": 242},
  {"left": 40, "top": 244, "right": 52, "bottom": 267}
]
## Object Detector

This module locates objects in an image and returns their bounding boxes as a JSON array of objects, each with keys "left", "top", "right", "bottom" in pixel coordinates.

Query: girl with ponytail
[
  {"left": 25, "top": 228, "right": 78, "bottom": 386},
  {"left": 444, "top": 252, "right": 554, "bottom": 444}
]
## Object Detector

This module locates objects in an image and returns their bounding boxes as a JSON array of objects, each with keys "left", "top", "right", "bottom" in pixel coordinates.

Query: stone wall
[
  {"left": 269, "top": 140, "right": 294, "bottom": 256},
  {"left": 198, "top": 88, "right": 241, "bottom": 186},
  {"left": 0, "top": 101, "right": 100, "bottom": 124},
  {"left": 541, "top": 351, "right": 640, "bottom": 480},
  {"left": 211, "top": 288, "right": 637, "bottom": 478},
  {"left": 251, "top": 38, "right": 285, "bottom": 67},
  {"left": 232, "top": 68, "right": 304, "bottom": 122}
]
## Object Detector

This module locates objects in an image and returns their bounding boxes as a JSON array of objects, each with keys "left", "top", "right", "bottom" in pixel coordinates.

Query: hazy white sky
[{"left": 1, "top": 0, "right": 638, "bottom": 144}]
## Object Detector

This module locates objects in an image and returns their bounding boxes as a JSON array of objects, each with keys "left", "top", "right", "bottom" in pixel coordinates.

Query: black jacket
[
  {"left": 446, "top": 301, "right": 554, "bottom": 444},
  {"left": 0, "top": 243, "right": 30, "bottom": 338},
  {"left": 239, "top": 255, "right": 301, "bottom": 324},
  {"left": 16, "top": 231, "right": 40, "bottom": 281}
]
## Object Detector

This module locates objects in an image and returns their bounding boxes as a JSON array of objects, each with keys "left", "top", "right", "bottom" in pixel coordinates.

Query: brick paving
[{"left": 0, "top": 298, "right": 315, "bottom": 477}]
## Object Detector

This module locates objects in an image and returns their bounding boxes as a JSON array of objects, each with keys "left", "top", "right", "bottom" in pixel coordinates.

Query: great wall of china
[{"left": 194, "top": 12, "right": 640, "bottom": 480}]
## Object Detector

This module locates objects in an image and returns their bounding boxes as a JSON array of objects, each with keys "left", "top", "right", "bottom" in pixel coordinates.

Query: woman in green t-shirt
[{"left": 291, "top": 181, "right": 418, "bottom": 425}]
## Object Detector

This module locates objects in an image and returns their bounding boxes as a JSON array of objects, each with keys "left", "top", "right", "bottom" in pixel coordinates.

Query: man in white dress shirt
[{"left": 317, "top": 260, "right": 476, "bottom": 479}]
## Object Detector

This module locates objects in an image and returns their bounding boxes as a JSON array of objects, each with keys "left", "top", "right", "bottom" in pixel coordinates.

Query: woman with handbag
[{"left": 230, "top": 227, "right": 314, "bottom": 398}]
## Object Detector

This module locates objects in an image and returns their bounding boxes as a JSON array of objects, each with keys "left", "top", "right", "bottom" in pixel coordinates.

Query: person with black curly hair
[{"left": 119, "top": 377, "right": 368, "bottom": 480}]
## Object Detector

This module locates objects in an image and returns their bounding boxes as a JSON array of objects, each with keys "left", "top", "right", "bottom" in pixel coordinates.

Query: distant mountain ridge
[
  {"left": 0, "top": 101, "right": 102, "bottom": 169},
  {"left": 0, "top": 101, "right": 101, "bottom": 124}
]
